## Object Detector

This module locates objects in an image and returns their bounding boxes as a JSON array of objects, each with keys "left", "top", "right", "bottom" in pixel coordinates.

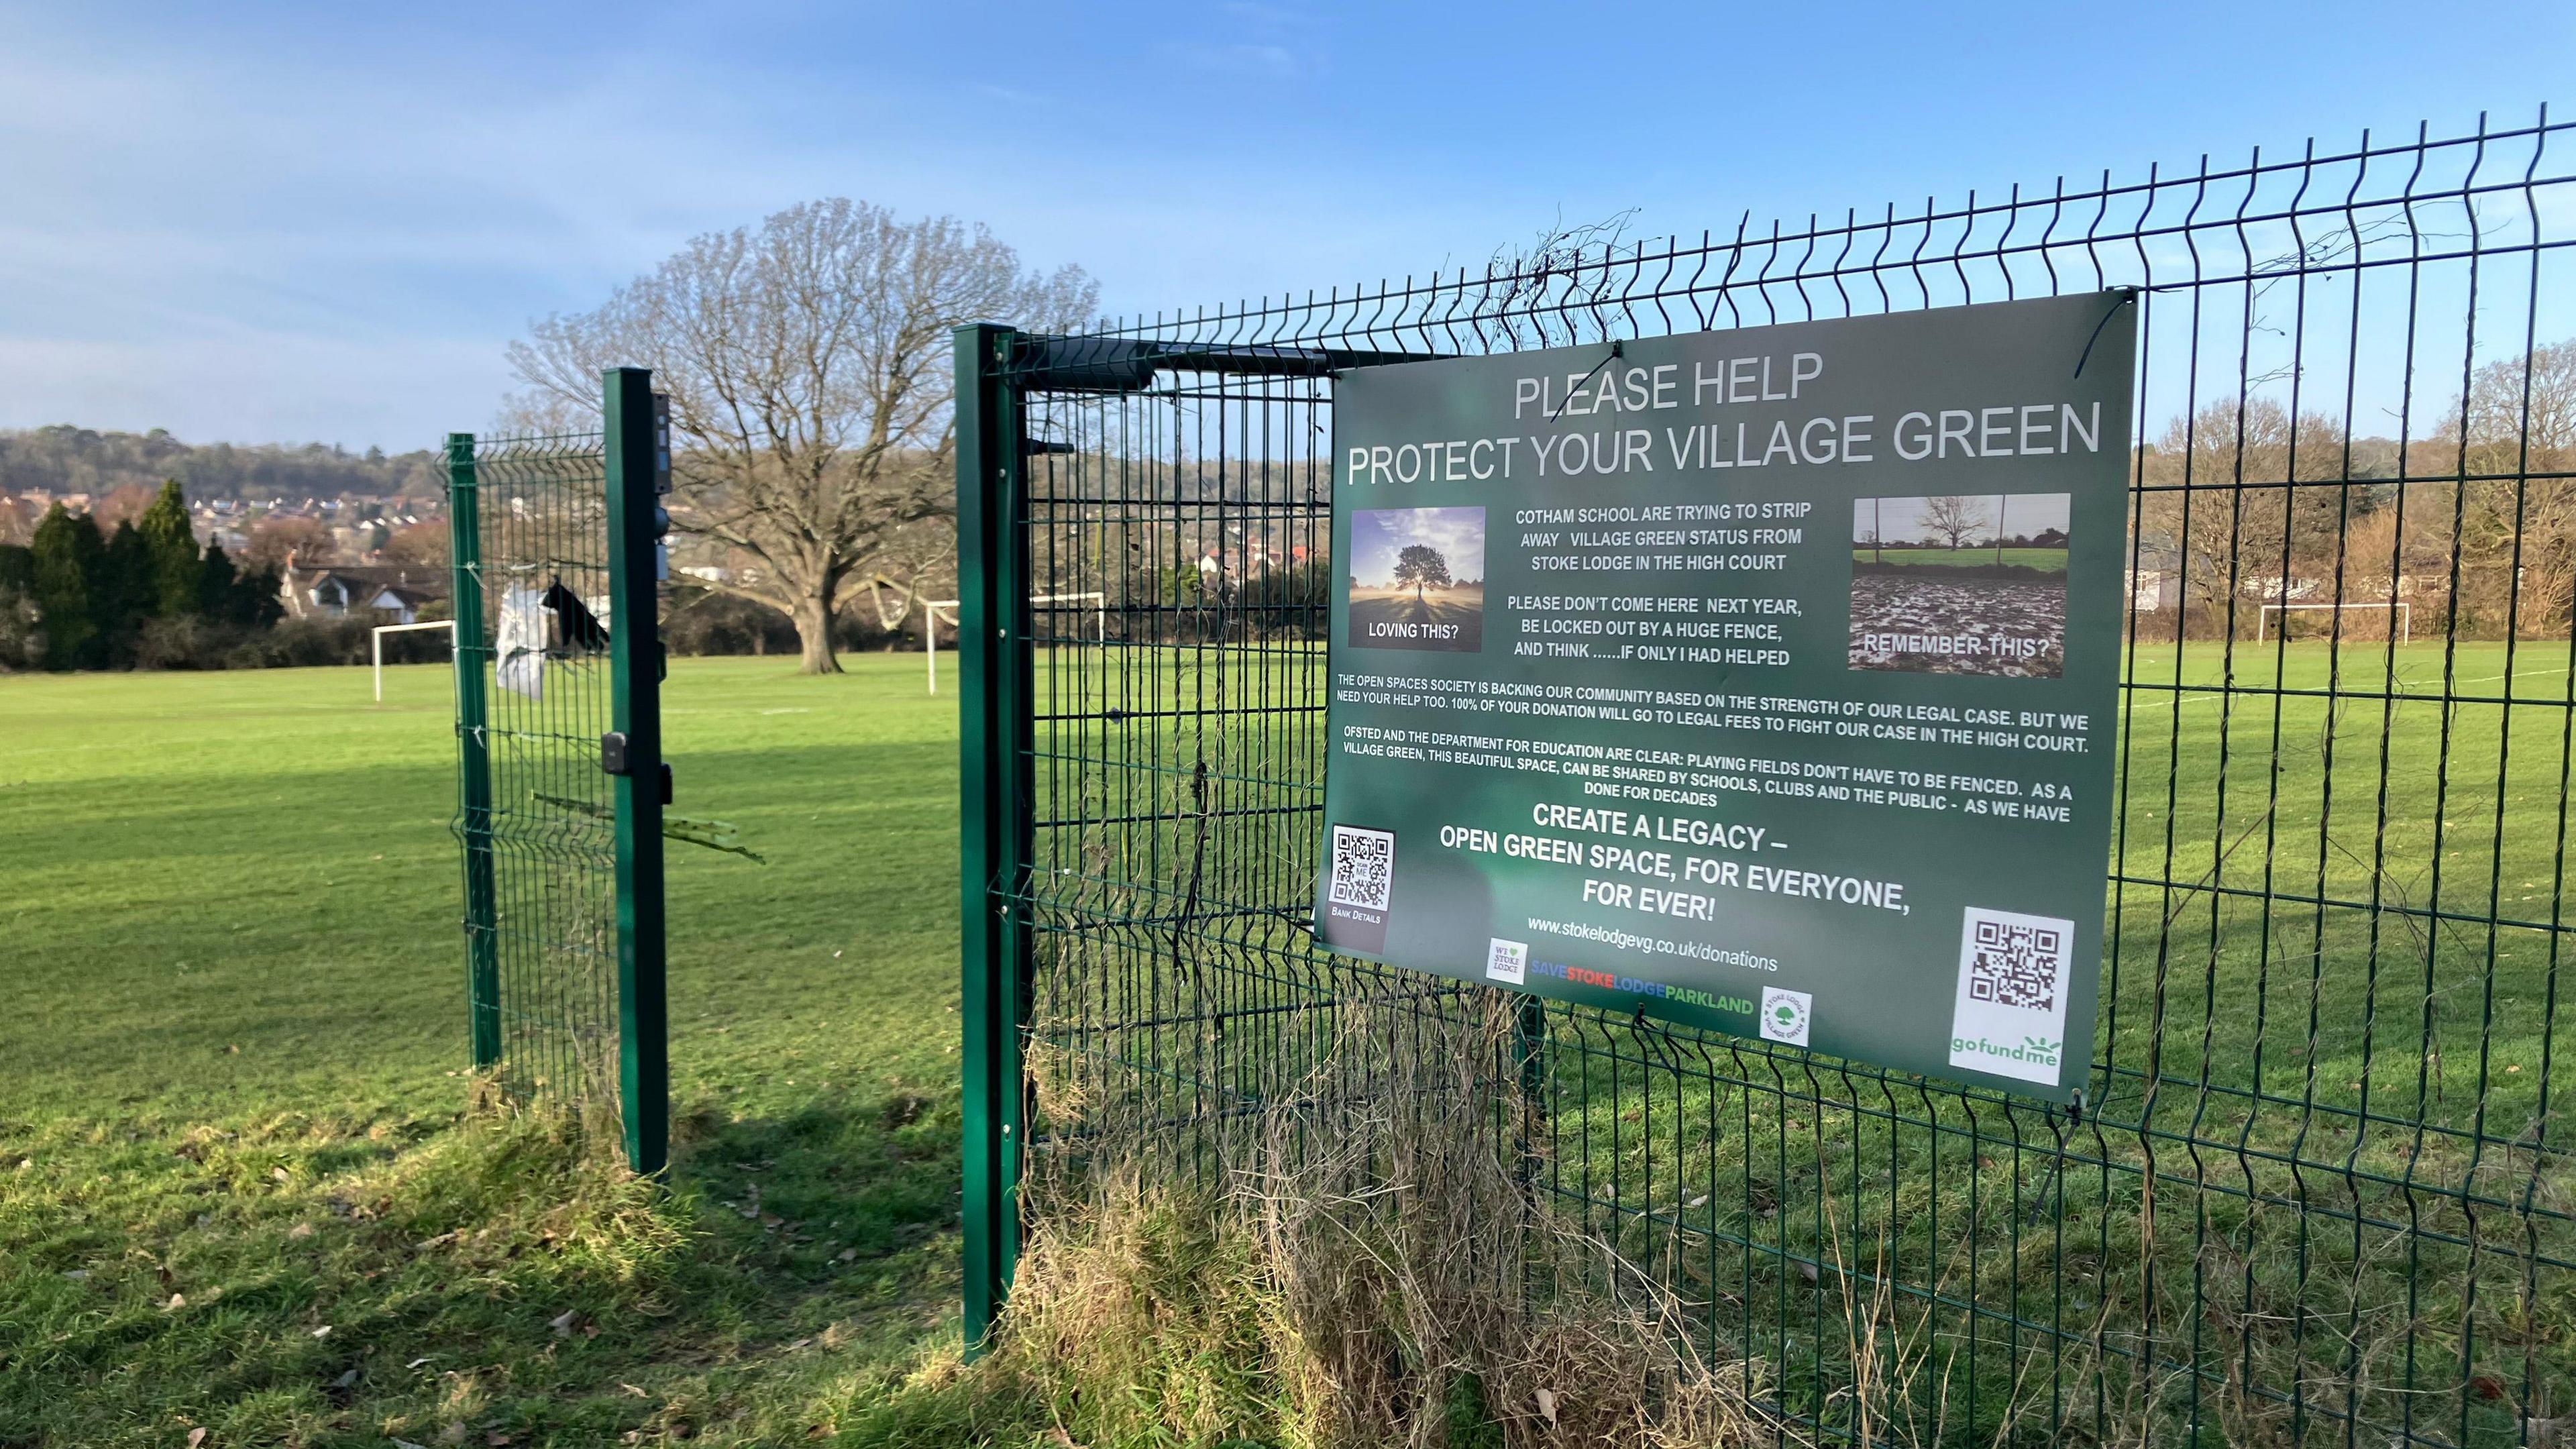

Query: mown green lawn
[
  {"left": 1850, "top": 545, "right": 2069, "bottom": 570},
  {"left": 7, "top": 639, "right": 2571, "bottom": 1447},
  {"left": 0, "top": 656, "right": 994, "bottom": 1448}
]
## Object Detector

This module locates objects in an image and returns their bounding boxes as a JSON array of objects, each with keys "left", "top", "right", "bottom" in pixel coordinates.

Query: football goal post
[
  {"left": 2255, "top": 601, "right": 2412, "bottom": 644},
  {"left": 922, "top": 592, "right": 1106, "bottom": 694},
  {"left": 373, "top": 619, "right": 458, "bottom": 700}
]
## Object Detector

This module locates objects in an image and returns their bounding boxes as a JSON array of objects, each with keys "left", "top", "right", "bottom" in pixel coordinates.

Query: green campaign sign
[{"left": 1314, "top": 293, "right": 2136, "bottom": 1102}]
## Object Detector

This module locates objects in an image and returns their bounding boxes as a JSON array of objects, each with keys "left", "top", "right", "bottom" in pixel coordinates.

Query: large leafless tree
[
  {"left": 2436, "top": 339, "right": 2576, "bottom": 629},
  {"left": 507, "top": 199, "right": 1096, "bottom": 672},
  {"left": 1919, "top": 495, "right": 1988, "bottom": 553}
]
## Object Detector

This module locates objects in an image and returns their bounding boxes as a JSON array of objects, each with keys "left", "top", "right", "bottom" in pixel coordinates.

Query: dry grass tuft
[{"left": 991, "top": 991, "right": 1774, "bottom": 1448}]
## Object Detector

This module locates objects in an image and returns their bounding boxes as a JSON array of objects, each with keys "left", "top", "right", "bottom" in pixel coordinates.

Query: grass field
[
  {"left": 0, "top": 656, "right": 1000, "bottom": 1448},
  {"left": 1008, "top": 635, "right": 2576, "bottom": 1444},
  {"left": 1850, "top": 546, "right": 2070, "bottom": 571},
  {"left": 6, "top": 639, "right": 2572, "bottom": 1446}
]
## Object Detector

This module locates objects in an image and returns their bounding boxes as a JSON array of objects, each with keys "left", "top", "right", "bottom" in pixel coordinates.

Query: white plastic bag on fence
[{"left": 496, "top": 586, "right": 547, "bottom": 700}]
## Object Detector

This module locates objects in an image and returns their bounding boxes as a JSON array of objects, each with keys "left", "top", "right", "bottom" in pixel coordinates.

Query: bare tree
[
  {"left": 506, "top": 199, "right": 1096, "bottom": 672},
  {"left": 382, "top": 521, "right": 450, "bottom": 570},
  {"left": 2138, "top": 398, "right": 2357, "bottom": 622},
  {"left": 2460, "top": 338, "right": 2576, "bottom": 460},
  {"left": 1919, "top": 496, "right": 1988, "bottom": 553},
  {"left": 245, "top": 515, "right": 335, "bottom": 573},
  {"left": 2435, "top": 339, "right": 2576, "bottom": 633}
]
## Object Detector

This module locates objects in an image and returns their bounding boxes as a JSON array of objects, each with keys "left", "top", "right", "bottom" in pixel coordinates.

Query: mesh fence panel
[
  {"left": 994, "top": 112, "right": 2576, "bottom": 1446},
  {"left": 449, "top": 432, "right": 621, "bottom": 1109}
]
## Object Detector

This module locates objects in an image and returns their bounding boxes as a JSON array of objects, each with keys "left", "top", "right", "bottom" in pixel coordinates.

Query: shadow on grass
[{"left": 0, "top": 1083, "right": 1013, "bottom": 1448}]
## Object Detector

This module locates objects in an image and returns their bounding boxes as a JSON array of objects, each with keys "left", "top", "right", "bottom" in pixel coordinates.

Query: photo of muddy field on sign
[
  {"left": 1348, "top": 506, "right": 1487, "bottom": 653},
  {"left": 1849, "top": 494, "right": 2069, "bottom": 678}
]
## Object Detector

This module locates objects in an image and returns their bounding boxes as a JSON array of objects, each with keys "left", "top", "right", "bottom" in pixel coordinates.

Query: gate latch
[{"left": 600, "top": 732, "right": 676, "bottom": 804}]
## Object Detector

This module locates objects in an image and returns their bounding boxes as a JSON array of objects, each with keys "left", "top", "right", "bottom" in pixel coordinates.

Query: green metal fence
[
  {"left": 448, "top": 368, "right": 669, "bottom": 1173},
  {"left": 962, "top": 111, "right": 2576, "bottom": 1444}
]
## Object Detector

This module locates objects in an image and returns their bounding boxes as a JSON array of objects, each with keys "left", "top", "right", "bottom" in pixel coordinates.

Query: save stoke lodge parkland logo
[{"left": 1759, "top": 987, "right": 1813, "bottom": 1046}]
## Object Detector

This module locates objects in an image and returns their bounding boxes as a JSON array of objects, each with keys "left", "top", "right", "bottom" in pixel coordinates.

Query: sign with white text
[{"left": 1313, "top": 294, "right": 2135, "bottom": 1101}]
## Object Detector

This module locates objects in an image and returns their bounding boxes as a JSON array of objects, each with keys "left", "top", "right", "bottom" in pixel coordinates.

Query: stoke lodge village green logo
[{"left": 1759, "top": 987, "right": 1812, "bottom": 1046}]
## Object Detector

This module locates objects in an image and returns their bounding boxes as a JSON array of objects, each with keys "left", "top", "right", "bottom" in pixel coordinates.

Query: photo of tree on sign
[
  {"left": 1849, "top": 493, "right": 2070, "bottom": 677},
  {"left": 1347, "top": 506, "right": 1485, "bottom": 652}
]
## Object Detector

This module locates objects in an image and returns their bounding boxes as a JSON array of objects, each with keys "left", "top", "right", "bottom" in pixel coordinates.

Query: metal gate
[
  {"left": 960, "top": 112, "right": 2576, "bottom": 1445},
  {"left": 447, "top": 367, "right": 670, "bottom": 1173}
]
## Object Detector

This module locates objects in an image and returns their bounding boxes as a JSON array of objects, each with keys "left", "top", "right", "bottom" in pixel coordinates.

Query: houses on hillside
[
  {"left": 0, "top": 484, "right": 443, "bottom": 557},
  {"left": 278, "top": 560, "right": 449, "bottom": 624}
]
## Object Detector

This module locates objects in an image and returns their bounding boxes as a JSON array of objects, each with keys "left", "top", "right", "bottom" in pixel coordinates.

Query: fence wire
[
  {"left": 449, "top": 431, "right": 621, "bottom": 1109},
  {"left": 1005, "top": 111, "right": 2575, "bottom": 1446}
]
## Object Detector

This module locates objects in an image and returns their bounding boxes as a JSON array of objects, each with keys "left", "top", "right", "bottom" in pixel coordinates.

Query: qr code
[
  {"left": 1328, "top": 825, "right": 1395, "bottom": 910},
  {"left": 1965, "top": 912, "right": 2066, "bottom": 1012}
]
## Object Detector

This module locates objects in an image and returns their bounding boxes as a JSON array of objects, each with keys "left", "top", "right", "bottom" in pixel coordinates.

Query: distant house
[
  {"left": 2246, "top": 574, "right": 2329, "bottom": 602},
  {"left": 2127, "top": 535, "right": 2184, "bottom": 612},
  {"left": 0, "top": 494, "right": 38, "bottom": 545},
  {"left": 280, "top": 559, "right": 449, "bottom": 624}
]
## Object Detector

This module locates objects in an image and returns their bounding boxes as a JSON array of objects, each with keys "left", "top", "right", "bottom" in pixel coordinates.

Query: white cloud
[
  {"left": 0, "top": 14, "right": 1456, "bottom": 446},
  {"left": 7, "top": 7, "right": 2543, "bottom": 455},
  {"left": 1166, "top": 41, "right": 1299, "bottom": 78},
  {"left": 1353, "top": 506, "right": 1485, "bottom": 584}
]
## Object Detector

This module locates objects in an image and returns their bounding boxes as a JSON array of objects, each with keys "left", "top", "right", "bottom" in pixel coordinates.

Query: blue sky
[
  {"left": 1353, "top": 506, "right": 1486, "bottom": 586},
  {"left": 1, "top": 1, "right": 2567, "bottom": 450}
]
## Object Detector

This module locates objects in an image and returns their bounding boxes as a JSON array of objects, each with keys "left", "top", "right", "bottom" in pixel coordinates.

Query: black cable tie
[
  {"left": 1546, "top": 339, "right": 1627, "bottom": 421},
  {"left": 2072, "top": 288, "right": 2139, "bottom": 379}
]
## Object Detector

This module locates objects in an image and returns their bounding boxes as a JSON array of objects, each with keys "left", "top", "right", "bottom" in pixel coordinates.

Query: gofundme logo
[{"left": 1952, "top": 1034, "right": 2063, "bottom": 1067}]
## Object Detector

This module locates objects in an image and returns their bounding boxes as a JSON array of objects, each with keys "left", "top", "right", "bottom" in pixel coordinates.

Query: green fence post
[
  {"left": 957, "top": 323, "right": 1030, "bottom": 1354},
  {"left": 446, "top": 433, "right": 502, "bottom": 1070},
  {"left": 603, "top": 367, "right": 670, "bottom": 1176}
]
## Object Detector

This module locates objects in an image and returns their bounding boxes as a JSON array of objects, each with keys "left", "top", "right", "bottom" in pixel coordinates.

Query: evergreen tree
[
  {"left": 30, "top": 504, "right": 102, "bottom": 669},
  {"left": 197, "top": 540, "right": 239, "bottom": 620},
  {"left": 0, "top": 543, "right": 38, "bottom": 671},
  {"left": 99, "top": 520, "right": 154, "bottom": 666},
  {"left": 199, "top": 543, "right": 283, "bottom": 629},
  {"left": 135, "top": 479, "right": 204, "bottom": 616},
  {"left": 236, "top": 564, "right": 285, "bottom": 629}
]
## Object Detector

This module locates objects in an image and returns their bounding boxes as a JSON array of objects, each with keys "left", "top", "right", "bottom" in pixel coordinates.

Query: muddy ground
[{"left": 1848, "top": 574, "right": 2067, "bottom": 677}]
